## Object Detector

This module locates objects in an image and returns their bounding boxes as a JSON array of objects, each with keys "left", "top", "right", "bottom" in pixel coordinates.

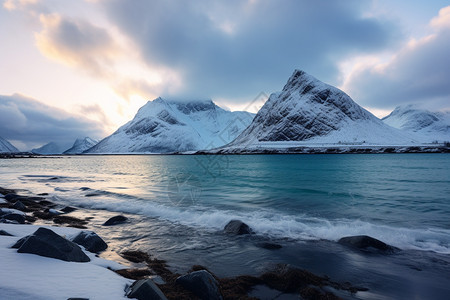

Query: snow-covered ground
[
  {"left": 382, "top": 105, "right": 450, "bottom": 143},
  {"left": 0, "top": 223, "right": 132, "bottom": 300}
]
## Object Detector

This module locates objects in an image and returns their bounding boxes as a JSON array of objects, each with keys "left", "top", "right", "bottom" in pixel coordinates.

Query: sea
[{"left": 1, "top": 154, "right": 450, "bottom": 299}]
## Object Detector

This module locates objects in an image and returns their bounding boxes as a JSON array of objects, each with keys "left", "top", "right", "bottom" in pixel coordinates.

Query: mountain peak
[
  {"left": 86, "top": 98, "right": 254, "bottom": 153},
  {"left": 64, "top": 137, "right": 98, "bottom": 154},
  {"left": 32, "top": 142, "right": 65, "bottom": 155},
  {"left": 227, "top": 69, "right": 415, "bottom": 147},
  {"left": 283, "top": 70, "right": 326, "bottom": 94}
]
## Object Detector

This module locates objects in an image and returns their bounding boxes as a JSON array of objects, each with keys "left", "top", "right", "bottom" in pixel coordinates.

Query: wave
[{"left": 53, "top": 193, "right": 450, "bottom": 254}]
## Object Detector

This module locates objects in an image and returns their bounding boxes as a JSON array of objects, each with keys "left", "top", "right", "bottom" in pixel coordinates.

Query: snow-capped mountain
[
  {"left": 0, "top": 136, "right": 19, "bottom": 153},
  {"left": 63, "top": 137, "right": 98, "bottom": 154},
  {"left": 32, "top": 142, "right": 66, "bottom": 155},
  {"left": 382, "top": 105, "right": 450, "bottom": 143},
  {"left": 225, "top": 70, "right": 418, "bottom": 150},
  {"left": 85, "top": 98, "right": 254, "bottom": 153}
]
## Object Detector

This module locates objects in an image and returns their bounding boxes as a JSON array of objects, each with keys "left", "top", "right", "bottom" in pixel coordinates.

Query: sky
[{"left": 0, "top": 0, "right": 449, "bottom": 150}]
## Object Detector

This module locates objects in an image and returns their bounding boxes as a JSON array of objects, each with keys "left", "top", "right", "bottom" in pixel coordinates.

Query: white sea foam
[{"left": 56, "top": 194, "right": 450, "bottom": 254}]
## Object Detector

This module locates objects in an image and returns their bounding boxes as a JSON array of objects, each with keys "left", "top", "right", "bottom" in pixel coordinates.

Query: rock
[
  {"left": 44, "top": 208, "right": 63, "bottom": 215},
  {"left": 1, "top": 213, "right": 25, "bottom": 224},
  {"left": 13, "top": 200, "right": 26, "bottom": 211},
  {"left": 338, "top": 235, "right": 398, "bottom": 252},
  {"left": 0, "top": 208, "right": 25, "bottom": 216},
  {"left": 12, "top": 227, "right": 90, "bottom": 262},
  {"left": 176, "top": 270, "right": 222, "bottom": 300},
  {"left": 256, "top": 242, "right": 282, "bottom": 250},
  {"left": 103, "top": 215, "right": 128, "bottom": 226},
  {"left": 0, "top": 230, "right": 13, "bottom": 236},
  {"left": 0, "top": 187, "right": 16, "bottom": 195},
  {"left": 0, "top": 219, "right": 17, "bottom": 224},
  {"left": 126, "top": 278, "right": 168, "bottom": 300},
  {"left": 38, "top": 199, "right": 56, "bottom": 207},
  {"left": 4, "top": 193, "right": 20, "bottom": 202},
  {"left": 53, "top": 215, "right": 88, "bottom": 229},
  {"left": 224, "top": 220, "right": 253, "bottom": 235},
  {"left": 61, "top": 206, "right": 77, "bottom": 213},
  {"left": 71, "top": 231, "right": 108, "bottom": 253}
]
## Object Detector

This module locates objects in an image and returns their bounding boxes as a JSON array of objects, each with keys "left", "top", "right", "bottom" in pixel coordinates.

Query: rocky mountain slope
[
  {"left": 63, "top": 137, "right": 98, "bottom": 154},
  {"left": 224, "top": 70, "right": 418, "bottom": 150},
  {"left": 0, "top": 136, "right": 19, "bottom": 153},
  {"left": 85, "top": 98, "right": 254, "bottom": 153}
]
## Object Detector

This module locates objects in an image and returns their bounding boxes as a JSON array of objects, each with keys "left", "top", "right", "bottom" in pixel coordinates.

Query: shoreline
[
  {"left": 1, "top": 143, "right": 449, "bottom": 158},
  {"left": 1, "top": 186, "right": 367, "bottom": 299}
]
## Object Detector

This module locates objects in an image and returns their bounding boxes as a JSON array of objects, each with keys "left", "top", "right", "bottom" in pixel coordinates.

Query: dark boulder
[
  {"left": 13, "top": 201, "right": 26, "bottom": 211},
  {"left": 0, "top": 230, "right": 13, "bottom": 236},
  {"left": 224, "top": 220, "right": 253, "bottom": 235},
  {"left": 1, "top": 208, "right": 25, "bottom": 216},
  {"left": 0, "top": 187, "right": 16, "bottom": 195},
  {"left": 176, "top": 270, "right": 222, "bottom": 300},
  {"left": 4, "top": 193, "right": 20, "bottom": 202},
  {"left": 71, "top": 231, "right": 108, "bottom": 253},
  {"left": 103, "top": 215, "right": 128, "bottom": 226},
  {"left": 61, "top": 206, "right": 77, "bottom": 213},
  {"left": 1, "top": 213, "right": 25, "bottom": 224},
  {"left": 126, "top": 278, "right": 168, "bottom": 300},
  {"left": 12, "top": 227, "right": 90, "bottom": 262},
  {"left": 338, "top": 235, "right": 398, "bottom": 253}
]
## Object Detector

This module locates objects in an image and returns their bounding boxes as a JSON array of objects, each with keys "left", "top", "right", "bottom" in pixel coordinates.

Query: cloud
[
  {"left": 3, "top": 0, "right": 39, "bottom": 11},
  {"left": 77, "top": 103, "right": 112, "bottom": 127},
  {"left": 36, "top": 14, "right": 119, "bottom": 76},
  {"left": 0, "top": 94, "right": 106, "bottom": 150},
  {"left": 342, "top": 6, "right": 450, "bottom": 111},
  {"left": 34, "top": 13, "right": 177, "bottom": 101},
  {"left": 101, "top": 0, "right": 399, "bottom": 101}
]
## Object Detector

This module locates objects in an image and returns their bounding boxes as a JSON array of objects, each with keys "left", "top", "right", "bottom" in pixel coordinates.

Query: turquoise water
[
  {"left": 2, "top": 154, "right": 450, "bottom": 299},
  {"left": 1, "top": 154, "right": 450, "bottom": 253}
]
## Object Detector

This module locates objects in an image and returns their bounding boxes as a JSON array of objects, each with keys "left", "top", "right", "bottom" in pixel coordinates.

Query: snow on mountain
[
  {"left": 63, "top": 137, "right": 99, "bottom": 154},
  {"left": 225, "top": 70, "right": 418, "bottom": 150},
  {"left": 0, "top": 136, "right": 19, "bottom": 153},
  {"left": 32, "top": 142, "right": 66, "bottom": 155},
  {"left": 85, "top": 98, "right": 254, "bottom": 153},
  {"left": 382, "top": 105, "right": 450, "bottom": 143}
]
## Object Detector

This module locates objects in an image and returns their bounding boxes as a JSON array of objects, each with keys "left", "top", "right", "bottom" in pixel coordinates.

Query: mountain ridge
[
  {"left": 85, "top": 98, "right": 254, "bottom": 153},
  {"left": 382, "top": 105, "right": 450, "bottom": 142},
  {"left": 63, "top": 137, "right": 99, "bottom": 154},
  {"left": 224, "top": 70, "right": 419, "bottom": 150}
]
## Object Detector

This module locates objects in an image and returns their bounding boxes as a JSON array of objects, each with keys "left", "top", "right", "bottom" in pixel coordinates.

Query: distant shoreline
[{"left": 1, "top": 144, "right": 449, "bottom": 158}]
